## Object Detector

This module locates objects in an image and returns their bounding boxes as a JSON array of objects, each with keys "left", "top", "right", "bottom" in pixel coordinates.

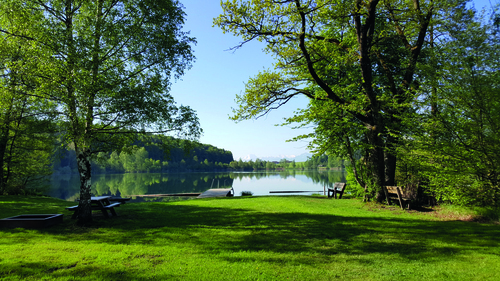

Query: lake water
[{"left": 47, "top": 170, "right": 346, "bottom": 203}]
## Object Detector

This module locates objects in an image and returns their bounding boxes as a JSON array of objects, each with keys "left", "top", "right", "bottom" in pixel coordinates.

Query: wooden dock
[
  {"left": 197, "top": 188, "right": 233, "bottom": 199},
  {"left": 129, "top": 193, "right": 201, "bottom": 197},
  {"left": 269, "top": 191, "right": 323, "bottom": 193}
]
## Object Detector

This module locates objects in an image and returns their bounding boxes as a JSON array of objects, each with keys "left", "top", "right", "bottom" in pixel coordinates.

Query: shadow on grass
[
  {"left": 54, "top": 201, "right": 500, "bottom": 259},
  {"left": 2, "top": 197, "right": 500, "bottom": 280}
]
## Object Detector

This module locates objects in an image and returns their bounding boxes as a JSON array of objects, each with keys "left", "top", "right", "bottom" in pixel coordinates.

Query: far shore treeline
[{"left": 53, "top": 136, "right": 345, "bottom": 174}]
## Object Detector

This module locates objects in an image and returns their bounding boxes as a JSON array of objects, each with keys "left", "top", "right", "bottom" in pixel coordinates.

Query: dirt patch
[{"left": 363, "top": 202, "right": 499, "bottom": 224}]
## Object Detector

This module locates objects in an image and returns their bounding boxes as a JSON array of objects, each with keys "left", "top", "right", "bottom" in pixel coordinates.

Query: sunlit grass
[{"left": 1, "top": 195, "right": 499, "bottom": 280}]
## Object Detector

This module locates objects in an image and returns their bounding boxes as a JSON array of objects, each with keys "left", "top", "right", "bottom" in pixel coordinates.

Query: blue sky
[{"left": 170, "top": 0, "right": 496, "bottom": 161}]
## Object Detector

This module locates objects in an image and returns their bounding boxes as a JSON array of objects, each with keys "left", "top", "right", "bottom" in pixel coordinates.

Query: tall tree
[
  {"left": 1, "top": 0, "right": 201, "bottom": 223},
  {"left": 401, "top": 4, "right": 500, "bottom": 206},
  {"left": 215, "top": 0, "right": 462, "bottom": 201},
  {"left": 0, "top": 4, "right": 56, "bottom": 194}
]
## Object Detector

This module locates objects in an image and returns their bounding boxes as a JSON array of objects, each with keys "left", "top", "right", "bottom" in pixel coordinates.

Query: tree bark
[
  {"left": 0, "top": 127, "right": 9, "bottom": 192},
  {"left": 365, "top": 125, "right": 387, "bottom": 202},
  {"left": 384, "top": 135, "right": 398, "bottom": 186},
  {"left": 76, "top": 148, "right": 93, "bottom": 224},
  {"left": 0, "top": 95, "right": 14, "bottom": 192}
]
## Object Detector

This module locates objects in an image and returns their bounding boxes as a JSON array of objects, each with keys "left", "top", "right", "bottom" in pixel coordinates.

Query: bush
[{"left": 240, "top": 191, "right": 253, "bottom": 196}]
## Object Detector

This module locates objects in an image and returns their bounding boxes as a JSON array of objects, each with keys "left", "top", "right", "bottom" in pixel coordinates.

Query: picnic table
[{"left": 66, "top": 196, "right": 123, "bottom": 219}]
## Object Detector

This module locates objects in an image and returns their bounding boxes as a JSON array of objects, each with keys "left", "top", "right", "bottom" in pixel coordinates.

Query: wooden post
[{"left": 396, "top": 187, "right": 405, "bottom": 210}]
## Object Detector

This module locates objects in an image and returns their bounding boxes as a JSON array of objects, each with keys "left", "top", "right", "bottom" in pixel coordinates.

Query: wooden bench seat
[
  {"left": 327, "top": 183, "right": 347, "bottom": 199},
  {"left": 102, "top": 202, "right": 121, "bottom": 209},
  {"left": 384, "top": 186, "right": 411, "bottom": 210},
  {"left": 109, "top": 197, "right": 131, "bottom": 204},
  {"left": 65, "top": 202, "right": 121, "bottom": 218},
  {"left": 102, "top": 202, "right": 121, "bottom": 216}
]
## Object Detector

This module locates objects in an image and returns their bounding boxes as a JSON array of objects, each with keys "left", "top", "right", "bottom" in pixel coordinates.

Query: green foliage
[
  {"left": 215, "top": 1, "right": 500, "bottom": 207},
  {"left": 215, "top": 0, "right": 462, "bottom": 201},
  {"left": 345, "top": 164, "right": 364, "bottom": 198},
  {"left": 0, "top": 2, "right": 58, "bottom": 194},
  {"left": 53, "top": 136, "right": 235, "bottom": 174},
  {"left": 396, "top": 5, "right": 500, "bottom": 207},
  {"left": 1, "top": 0, "right": 201, "bottom": 221}
]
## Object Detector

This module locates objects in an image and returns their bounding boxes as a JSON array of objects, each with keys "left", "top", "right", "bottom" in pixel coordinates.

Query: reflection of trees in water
[
  {"left": 49, "top": 171, "right": 344, "bottom": 199},
  {"left": 227, "top": 171, "right": 345, "bottom": 187},
  {"left": 88, "top": 173, "right": 235, "bottom": 196},
  {"left": 48, "top": 174, "right": 80, "bottom": 201},
  {"left": 302, "top": 170, "right": 346, "bottom": 188}
]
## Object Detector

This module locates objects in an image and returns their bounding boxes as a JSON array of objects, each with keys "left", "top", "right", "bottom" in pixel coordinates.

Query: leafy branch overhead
[
  {"left": 0, "top": 0, "right": 200, "bottom": 223},
  {"left": 215, "top": 0, "right": 438, "bottom": 200},
  {"left": 215, "top": 0, "right": 500, "bottom": 205}
]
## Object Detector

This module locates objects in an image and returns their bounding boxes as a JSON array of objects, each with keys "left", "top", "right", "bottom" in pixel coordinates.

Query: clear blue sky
[{"left": 170, "top": 0, "right": 496, "bottom": 161}]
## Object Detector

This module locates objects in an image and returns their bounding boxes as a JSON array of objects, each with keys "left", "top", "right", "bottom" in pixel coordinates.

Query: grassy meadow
[{"left": 1, "top": 195, "right": 499, "bottom": 280}]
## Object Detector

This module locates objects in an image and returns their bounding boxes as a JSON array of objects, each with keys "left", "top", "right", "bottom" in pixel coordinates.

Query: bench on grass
[
  {"left": 384, "top": 186, "right": 411, "bottom": 210},
  {"left": 327, "top": 183, "right": 347, "bottom": 199},
  {"left": 108, "top": 197, "right": 131, "bottom": 204},
  {"left": 101, "top": 202, "right": 121, "bottom": 216},
  {"left": 65, "top": 196, "right": 122, "bottom": 219},
  {"left": 65, "top": 205, "right": 78, "bottom": 211}
]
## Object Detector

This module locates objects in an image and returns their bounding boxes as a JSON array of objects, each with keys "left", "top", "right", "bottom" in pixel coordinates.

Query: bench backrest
[
  {"left": 385, "top": 186, "right": 400, "bottom": 194},
  {"left": 334, "top": 182, "right": 346, "bottom": 191},
  {"left": 385, "top": 186, "right": 407, "bottom": 198}
]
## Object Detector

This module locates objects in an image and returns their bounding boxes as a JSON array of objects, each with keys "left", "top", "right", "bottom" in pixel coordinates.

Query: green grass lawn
[{"left": 1, "top": 195, "right": 499, "bottom": 280}]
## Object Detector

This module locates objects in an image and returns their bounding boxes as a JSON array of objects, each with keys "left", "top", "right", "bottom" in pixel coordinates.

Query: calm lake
[{"left": 48, "top": 170, "right": 346, "bottom": 203}]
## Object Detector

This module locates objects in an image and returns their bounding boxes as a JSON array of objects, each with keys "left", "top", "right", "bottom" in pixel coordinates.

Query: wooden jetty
[
  {"left": 197, "top": 188, "right": 233, "bottom": 199},
  {"left": 269, "top": 191, "right": 323, "bottom": 193},
  {"left": 129, "top": 188, "right": 234, "bottom": 199},
  {"left": 130, "top": 193, "right": 201, "bottom": 197}
]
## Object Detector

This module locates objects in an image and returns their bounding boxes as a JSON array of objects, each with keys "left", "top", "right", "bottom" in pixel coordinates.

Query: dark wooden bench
[
  {"left": 65, "top": 205, "right": 79, "bottom": 211},
  {"left": 327, "top": 183, "right": 346, "bottom": 199},
  {"left": 65, "top": 202, "right": 121, "bottom": 218},
  {"left": 384, "top": 186, "right": 411, "bottom": 210},
  {"left": 109, "top": 197, "right": 131, "bottom": 204},
  {"left": 65, "top": 205, "right": 80, "bottom": 219},
  {"left": 102, "top": 202, "right": 121, "bottom": 216}
]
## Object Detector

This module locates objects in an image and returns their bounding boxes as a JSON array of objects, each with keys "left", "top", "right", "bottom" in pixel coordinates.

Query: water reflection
[
  {"left": 230, "top": 170, "right": 345, "bottom": 196},
  {"left": 48, "top": 170, "right": 345, "bottom": 202}
]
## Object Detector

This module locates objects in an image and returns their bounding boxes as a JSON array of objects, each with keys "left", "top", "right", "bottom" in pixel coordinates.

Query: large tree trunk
[
  {"left": 384, "top": 135, "right": 398, "bottom": 186},
  {"left": 0, "top": 103, "right": 13, "bottom": 192},
  {"left": 365, "top": 126, "right": 387, "bottom": 202},
  {"left": 76, "top": 148, "right": 93, "bottom": 224},
  {"left": 0, "top": 130, "right": 9, "bottom": 192}
]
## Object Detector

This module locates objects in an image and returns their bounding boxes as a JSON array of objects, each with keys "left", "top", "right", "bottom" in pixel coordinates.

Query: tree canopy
[
  {"left": 215, "top": 0, "right": 500, "bottom": 204},
  {"left": 0, "top": 0, "right": 201, "bottom": 223}
]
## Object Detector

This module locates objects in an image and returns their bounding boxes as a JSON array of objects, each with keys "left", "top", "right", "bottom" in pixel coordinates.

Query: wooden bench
[
  {"left": 65, "top": 201, "right": 121, "bottom": 218},
  {"left": 102, "top": 202, "right": 121, "bottom": 216},
  {"left": 327, "top": 183, "right": 346, "bottom": 199},
  {"left": 109, "top": 197, "right": 131, "bottom": 204},
  {"left": 65, "top": 205, "right": 80, "bottom": 219},
  {"left": 384, "top": 186, "right": 411, "bottom": 210}
]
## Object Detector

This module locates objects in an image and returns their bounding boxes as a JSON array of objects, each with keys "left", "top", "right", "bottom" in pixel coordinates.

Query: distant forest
[
  {"left": 227, "top": 155, "right": 345, "bottom": 171},
  {"left": 53, "top": 137, "right": 345, "bottom": 174},
  {"left": 53, "top": 137, "right": 234, "bottom": 174}
]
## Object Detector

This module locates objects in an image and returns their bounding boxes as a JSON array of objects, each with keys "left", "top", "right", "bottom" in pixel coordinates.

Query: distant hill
[{"left": 53, "top": 137, "right": 234, "bottom": 174}]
